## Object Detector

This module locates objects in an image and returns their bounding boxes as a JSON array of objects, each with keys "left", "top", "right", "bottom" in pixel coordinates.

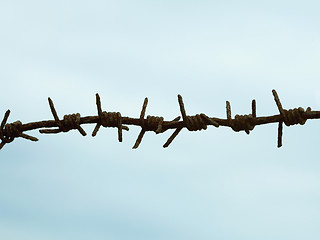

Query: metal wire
[{"left": 0, "top": 89, "right": 318, "bottom": 150}]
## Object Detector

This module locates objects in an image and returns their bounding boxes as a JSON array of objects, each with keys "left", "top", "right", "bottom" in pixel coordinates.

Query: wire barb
[
  {"left": 226, "top": 100, "right": 256, "bottom": 134},
  {"left": 92, "top": 93, "right": 129, "bottom": 142},
  {"left": 163, "top": 95, "right": 220, "bottom": 148},
  {"left": 39, "top": 97, "right": 87, "bottom": 136},
  {"left": 132, "top": 98, "right": 169, "bottom": 149},
  {"left": 0, "top": 89, "right": 319, "bottom": 151},
  {"left": 0, "top": 110, "right": 38, "bottom": 150},
  {"left": 272, "top": 89, "right": 311, "bottom": 148}
]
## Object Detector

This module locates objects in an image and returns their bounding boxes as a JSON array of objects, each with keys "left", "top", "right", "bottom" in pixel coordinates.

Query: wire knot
[
  {"left": 92, "top": 94, "right": 129, "bottom": 142},
  {"left": 272, "top": 89, "right": 312, "bottom": 148},
  {"left": 231, "top": 114, "right": 256, "bottom": 133},
  {"left": 145, "top": 115, "right": 164, "bottom": 133},
  {"left": 39, "top": 98, "right": 87, "bottom": 136},
  {"left": 184, "top": 114, "right": 209, "bottom": 131},
  {"left": 132, "top": 97, "right": 180, "bottom": 149},
  {"left": 0, "top": 110, "right": 38, "bottom": 150},
  {"left": 4, "top": 121, "right": 23, "bottom": 139},
  {"left": 226, "top": 99, "right": 256, "bottom": 134},
  {"left": 272, "top": 90, "right": 310, "bottom": 127},
  {"left": 162, "top": 95, "right": 219, "bottom": 148},
  {"left": 281, "top": 107, "right": 310, "bottom": 126},
  {"left": 100, "top": 112, "right": 121, "bottom": 128},
  {"left": 60, "top": 113, "right": 83, "bottom": 132},
  {"left": 178, "top": 95, "right": 219, "bottom": 131}
]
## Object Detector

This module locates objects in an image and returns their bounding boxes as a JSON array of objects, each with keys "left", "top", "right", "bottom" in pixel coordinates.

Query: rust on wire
[
  {"left": 162, "top": 94, "right": 219, "bottom": 148},
  {"left": 272, "top": 90, "right": 311, "bottom": 147},
  {"left": 91, "top": 93, "right": 129, "bottom": 142},
  {"left": 39, "top": 97, "right": 87, "bottom": 136},
  {"left": 226, "top": 99, "right": 256, "bottom": 134},
  {"left": 0, "top": 110, "right": 38, "bottom": 150},
  {"left": 0, "top": 89, "right": 319, "bottom": 150},
  {"left": 132, "top": 97, "right": 168, "bottom": 149}
]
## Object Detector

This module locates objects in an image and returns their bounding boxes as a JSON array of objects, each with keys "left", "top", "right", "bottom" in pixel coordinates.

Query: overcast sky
[{"left": 1, "top": 1, "right": 320, "bottom": 239}]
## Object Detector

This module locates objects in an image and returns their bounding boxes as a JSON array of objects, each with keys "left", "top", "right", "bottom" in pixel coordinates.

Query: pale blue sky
[{"left": 1, "top": 0, "right": 320, "bottom": 239}]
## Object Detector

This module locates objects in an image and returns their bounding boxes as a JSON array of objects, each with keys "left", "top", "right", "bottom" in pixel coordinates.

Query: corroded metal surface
[{"left": 0, "top": 90, "right": 319, "bottom": 150}]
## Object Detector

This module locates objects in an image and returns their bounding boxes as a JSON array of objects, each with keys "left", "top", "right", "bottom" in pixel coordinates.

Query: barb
[
  {"left": 163, "top": 94, "right": 219, "bottom": 148},
  {"left": 132, "top": 97, "right": 170, "bottom": 149},
  {"left": 91, "top": 93, "right": 129, "bottom": 142},
  {"left": 39, "top": 98, "right": 87, "bottom": 136},
  {"left": 272, "top": 90, "right": 311, "bottom": 147},
  {"left": 0, "top": 89, "right": 319, "bottom": 150},
  {"left": 0, "top": 110, "right": 38, "bottom": 150},
  {"left": 226, "top": 99, "right": 256, "bottom": 134}
]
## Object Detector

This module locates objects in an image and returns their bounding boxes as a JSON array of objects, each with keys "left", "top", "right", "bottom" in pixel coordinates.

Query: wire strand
[{"left": 0, "top": 89, "right": 318, "bottom": 150}]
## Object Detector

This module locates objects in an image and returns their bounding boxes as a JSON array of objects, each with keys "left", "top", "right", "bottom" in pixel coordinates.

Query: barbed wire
[{"left": 1, "top": 89, "right": 319, "bottom": 150}]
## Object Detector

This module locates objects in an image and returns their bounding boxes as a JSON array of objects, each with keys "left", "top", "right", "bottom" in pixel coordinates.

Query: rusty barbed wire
[{"left": 0, "top": 89, "right": 319, "bottom": 151}]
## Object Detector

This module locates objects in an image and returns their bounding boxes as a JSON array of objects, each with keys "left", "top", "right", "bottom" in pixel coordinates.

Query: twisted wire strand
[{"left": 0, "top": 89, "right": 319, "bottom": 150}]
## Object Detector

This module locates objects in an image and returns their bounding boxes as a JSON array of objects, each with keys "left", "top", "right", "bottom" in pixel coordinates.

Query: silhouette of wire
[{"left": 1, "top": 89, "right": 319, "bottom": 150}]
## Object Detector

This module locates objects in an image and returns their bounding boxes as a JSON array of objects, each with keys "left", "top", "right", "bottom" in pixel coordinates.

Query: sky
[{"left": 1, "top": 0, "right": 320, "bottom": 239}]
